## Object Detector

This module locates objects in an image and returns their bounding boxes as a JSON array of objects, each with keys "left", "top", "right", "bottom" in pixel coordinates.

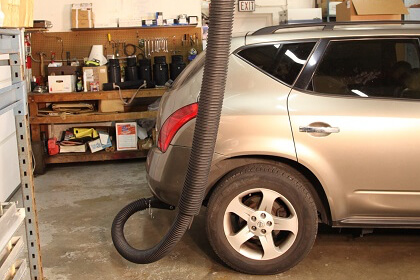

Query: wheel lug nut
[
  {"left": 261, "top": 229, "right": 266, "bottom": 234},
  {"left": 267, "top": 221, "right": 272, "bottom": 226},
  {"left": 251, "top": 226, "right": 257, "bottom": 231},
  {"left": 261, "top": 213, "right": 266, "bottom": 219},
  {"left": 251, "top": 216, "right": 256, "bottom": 221}
]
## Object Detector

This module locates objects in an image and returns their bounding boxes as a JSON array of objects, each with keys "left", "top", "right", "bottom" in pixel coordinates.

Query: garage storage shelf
[
  {"left": 0, "top": 29, "right": 43, "bottom": 280},
  {"left": 0, "top": 203, "right": 28, "bottom": 280},
  {"left": 28, "top": 88, "right": 166, "bottom": 166}
]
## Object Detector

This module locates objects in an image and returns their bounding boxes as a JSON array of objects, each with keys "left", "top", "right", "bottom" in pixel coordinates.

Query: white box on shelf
[
  {"left": 48, "top": 75, "right": 76, "bottom": 93},
  {"left": 88, "top": 138, "right": 104, "bottom": 153},
  {"left": 116, "top": 122, "right": 137, "bottom": 151}
]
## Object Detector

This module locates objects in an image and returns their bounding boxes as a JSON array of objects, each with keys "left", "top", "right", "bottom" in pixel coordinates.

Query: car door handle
[{"left": 299, "top": 126, "right": 340, "bottom": 134}]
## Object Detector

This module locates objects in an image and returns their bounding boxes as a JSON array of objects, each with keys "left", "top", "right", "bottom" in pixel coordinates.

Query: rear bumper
[{"left": 146, "top": 145, "right": 192, "bottom": 206}]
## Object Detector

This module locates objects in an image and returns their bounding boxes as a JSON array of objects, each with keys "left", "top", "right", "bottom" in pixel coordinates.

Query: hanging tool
[
  {"left": 172, "top": 36, "right": 177, "bottom": 54},
  {"left": 182, "top": 34, "right": 187, "bottom": 46},
  {"left": 194, "top": 33, "right": 199, "bottom": 46},
  {"left": 40, "top": 52, "right": 46, "bottom": 78},
  {"left": 115, "top": 40, "right": 120, "bottom": 57}
]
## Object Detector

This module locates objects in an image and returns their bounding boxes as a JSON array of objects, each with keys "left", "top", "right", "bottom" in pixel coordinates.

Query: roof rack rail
[{"left": 252, "top": 20, "right": 420, "bottom": 36}]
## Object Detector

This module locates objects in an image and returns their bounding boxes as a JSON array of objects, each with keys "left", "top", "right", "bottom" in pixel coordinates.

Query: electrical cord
[
  {"left": 40, "top": 33, "right": 64, "bottom": 61},
  {"left": 114, "top": 81, "right": 147, "bottom": 106},
  {"left": 124, "top": 43, "right": 146, "bottom": 58}
]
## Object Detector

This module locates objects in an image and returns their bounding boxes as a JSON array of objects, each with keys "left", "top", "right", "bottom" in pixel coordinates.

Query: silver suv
[{"left": 146, "top": 22, "right": 420, "bottom": 274}]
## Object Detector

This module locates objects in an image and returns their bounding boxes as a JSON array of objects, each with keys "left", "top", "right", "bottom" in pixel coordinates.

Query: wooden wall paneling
[{"left": 30, "top": 27, "right": 203, "bottom": 78}]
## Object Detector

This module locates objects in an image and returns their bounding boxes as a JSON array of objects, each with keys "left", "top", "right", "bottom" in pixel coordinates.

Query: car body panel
[
  {"left": 288, "top": 90, "right": 420, "bottom": 221},
  {"left": 246, "top": 27, "right": 420, "bottom": 46},
  {"left": 172, "top": 54, "right": 296, "bottom": 159},
  {"left": 147, "top": 24, "right": 420, "bottom": 227}
]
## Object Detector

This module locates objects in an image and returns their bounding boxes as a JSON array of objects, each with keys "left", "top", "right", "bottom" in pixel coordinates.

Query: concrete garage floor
[{"left": 32, "top": 160, "right": 420, "bottom": 280}]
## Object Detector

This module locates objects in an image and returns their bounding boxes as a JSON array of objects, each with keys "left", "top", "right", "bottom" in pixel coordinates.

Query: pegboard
[{"left": 30, "top": 26, "right": 203, "bottom": 78}]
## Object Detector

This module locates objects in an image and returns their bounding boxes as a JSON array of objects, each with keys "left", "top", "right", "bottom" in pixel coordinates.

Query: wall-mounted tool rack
[
  {"left": 30, "top": 26, "right": 203, "bottom": 77},
  {"left": 0, "top": 28, "right": 43, "bottom": 279}
]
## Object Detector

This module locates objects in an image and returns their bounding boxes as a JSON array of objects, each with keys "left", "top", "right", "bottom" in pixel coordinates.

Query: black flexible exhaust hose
[{"left": 111, "top": 0, "right": 235, "bottom": 264}]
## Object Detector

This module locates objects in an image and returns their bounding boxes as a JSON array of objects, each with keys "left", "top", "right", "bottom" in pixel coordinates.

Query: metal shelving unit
[{"left": 0, "top": 28, "right": 43, "bottom": 280}]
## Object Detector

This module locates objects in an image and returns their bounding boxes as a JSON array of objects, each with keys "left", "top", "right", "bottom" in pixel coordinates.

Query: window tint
[
  {"left": 238, "top": 42, "right": 316, "bottom": 85},
  {"left": 311, "top": 39, "right": 420, "bottom": 99}
]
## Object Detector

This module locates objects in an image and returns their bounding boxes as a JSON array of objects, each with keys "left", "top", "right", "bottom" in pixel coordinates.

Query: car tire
[{"left": 206, "top": 163, "right": 318, "bottom": 275}]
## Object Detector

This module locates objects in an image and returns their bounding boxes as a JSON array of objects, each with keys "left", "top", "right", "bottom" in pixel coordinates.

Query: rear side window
[
  {"left": 237, "top": 42, "right": 316, "bottom": 86},
  {"left": 310, "top": 39, "right": 420, "bottom": 99}
]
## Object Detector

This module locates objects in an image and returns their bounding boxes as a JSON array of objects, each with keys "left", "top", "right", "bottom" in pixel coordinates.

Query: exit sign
[{"left": 238, "top": 0, "right": 255, "bottom": 12}]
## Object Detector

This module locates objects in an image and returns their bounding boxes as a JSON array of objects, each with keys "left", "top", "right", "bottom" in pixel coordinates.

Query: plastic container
[{"left": 153, "top": 56, "right": 169, "bottom": 86}]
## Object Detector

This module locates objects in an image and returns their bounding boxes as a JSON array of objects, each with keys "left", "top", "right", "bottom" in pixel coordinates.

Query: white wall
[
  {"left": 34, "top": 0, "right": 202, "bottom": 32},
  {"left": 213, "top": 0, "right": 315, "bottom": 34}
]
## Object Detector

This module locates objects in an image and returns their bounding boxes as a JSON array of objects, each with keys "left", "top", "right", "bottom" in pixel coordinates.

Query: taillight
[{"left": 158, "top": 103, "right": 198, "bottom": 152}]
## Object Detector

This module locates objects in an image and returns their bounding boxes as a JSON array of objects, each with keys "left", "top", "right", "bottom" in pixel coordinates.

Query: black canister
[
  {"left": 125, "top": 56, "right": 139, "bottom": 81},
  {"left": 170, "top": 55, "right": 186, "bottom": 81},
  {"left": 138, "top": 59, "right": 152, "bottom": 84},
  {"left": 108, "top": 59, "right": 121, "bottom": 83},
  {"left": 153, "top": 56, "right": 169, "bottom": 86}
]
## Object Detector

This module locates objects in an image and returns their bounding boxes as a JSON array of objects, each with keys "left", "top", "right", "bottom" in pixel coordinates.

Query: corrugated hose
[{"left": 111, "top": 0, "right": 235, "bottom": 264}]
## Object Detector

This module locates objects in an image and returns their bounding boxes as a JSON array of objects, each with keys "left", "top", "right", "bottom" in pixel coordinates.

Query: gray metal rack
[{"left": 0, "top": 28, "right": 43, "bottom": 280}]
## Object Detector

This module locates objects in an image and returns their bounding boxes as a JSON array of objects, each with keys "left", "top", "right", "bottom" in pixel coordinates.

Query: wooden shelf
[
  {"left": 45, "top": 149, "right": 149, "bottom": 164},
  {"left": 29, "top": 88, "right": 162, "bottom": 169},
  {"left": 71, "top": 25, "right": 198, "bottom": 31},
  {"left": 28, "top": 88, "right": 166, "bottom": 102},
  {"left": 30, "top": 111, "right": 158, "bottom": 124}
]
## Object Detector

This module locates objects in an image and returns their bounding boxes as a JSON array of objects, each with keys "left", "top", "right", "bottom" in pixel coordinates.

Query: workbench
[{"left": 28, "top": 88, "right": 166, "bottom": 172}]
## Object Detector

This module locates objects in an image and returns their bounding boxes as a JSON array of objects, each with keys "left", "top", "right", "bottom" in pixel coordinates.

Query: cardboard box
[
  {"left": 322, "top": 1, "right": 341, "bottom": 17},
  {"left": 88, "top": 138, "right": 104, "bottom": 153},
  {"left": 48, "top": 66, "right": 82, "bottom": 76},
  {"left": 71, "top": 3, "right": 94, "bottom": 28},
  {"left": 83, "top": 66, "right": 108, "bottom": 91},
  {"left": 116, "top": 122, "right": 137, "bottom": 151},
  {"left": 48, "top": 75, "right": 76, "bottom": 93},
  {"left": 99, "top": 99, "right": 124, "bottom": 113},
  {"left": 337, "top": 0, "right": 408, "bottom": 21},
  {"left": 74, "top": 19, "right": 93, "bottom": 28}
]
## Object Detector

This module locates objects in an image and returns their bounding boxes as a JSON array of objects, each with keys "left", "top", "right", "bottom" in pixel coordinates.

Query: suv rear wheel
[{"left": 206, "top": 164, "right": 318, "bottom": 275}]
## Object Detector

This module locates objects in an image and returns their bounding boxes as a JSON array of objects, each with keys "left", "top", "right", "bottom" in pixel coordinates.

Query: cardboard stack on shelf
[
  {"left": 336, "top": 0, "right": 408, "bottom": 21},
  {"left": 71, "top": 3, "right": 94, "bottom": 29}
]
